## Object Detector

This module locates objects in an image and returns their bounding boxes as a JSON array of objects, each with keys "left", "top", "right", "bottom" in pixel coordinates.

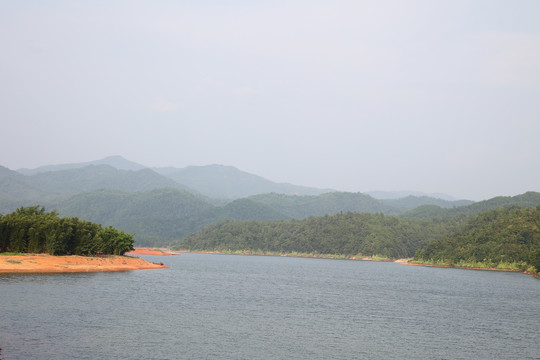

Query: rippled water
[{"left": 1, "top": 253, "right": 539, "bottom": 359}]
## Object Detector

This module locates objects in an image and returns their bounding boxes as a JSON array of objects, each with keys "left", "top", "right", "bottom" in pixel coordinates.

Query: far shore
[
  {"left": 397, "top": 258, "right": 539, "bottom": 278},
  {"left": 173, "top": 249, "right": 396, "bottom": 261},
  {"left": 0, "top": 253, "right": 168, "bottom": 274},
  {"left": 173, "top": 250, "right": 539, "bottom": 278},
  {"left": 174, "top": 249, "right": 401, "bottom": 262}
]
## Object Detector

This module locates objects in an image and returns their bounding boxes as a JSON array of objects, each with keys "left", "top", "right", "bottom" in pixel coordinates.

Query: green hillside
[
  {"left": 55, "top": 189, "right": 292, "bottom": 246},
  {"left": 414, "top": 206, "right": 540, "bottom": 274},
  {"left": 53, "top": 190, "right": 540, "bottom": 248},
  {"left": 0, "top": 166, "right": 43, "bottom": 212},
  {"left": 402, "top": 192, "right": 540, "bottom": 219},
  {"left": 176, "top": 212, "right": 452, "bottom": 259},
  {"left": 55, "top": 190, "right": 464, "bottom": 246},
  {"left": 175, "top": 203, "right": 540, "bottom": 277},
  {"left": 212, "top": 198, "right": 292, "bottom": 222},
  {"left": 56, "top": 188, "right": 215, "bottom": 246},
  {"left": 31, "top": 165, "right": 184, "bottom": 194},
  {"left": 248, "top": 192, "right": 400, "bottom": 217},
  {"left": 381, "top": 195, "right": 472, "bottom": 211}
]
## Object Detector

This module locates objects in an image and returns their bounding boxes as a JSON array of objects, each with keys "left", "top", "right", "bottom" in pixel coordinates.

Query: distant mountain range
[
  {"left": 15, "top": 156, "right": 333, "bottom": 200},
  {"left": 154, "top": 164, "right": 333, "bottom": 199},
  {"left": 0, "top": 164, "right": 190, "bottom": 211},
  {"left": 401, "top": 191, "right": 540, "bottom": 219},
  {"left": 16, "top": 155, "right": 148, "bottom": 174},
  {"left": 15, "top": 156, "right": 466, "bottom": 201},
  {"left": 366, "top": 190, "right": 459, "bottom": 201},
  {"left": 3, "top": 155, "right": 539, "bottom": 247},
  {"left": 379, "top": 196, "right": 472, "bottom": 211}
]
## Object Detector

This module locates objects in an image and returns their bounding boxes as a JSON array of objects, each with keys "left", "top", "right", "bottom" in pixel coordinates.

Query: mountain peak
[{"left": 17, "top": 156, "right": 147, "bottom": 175}]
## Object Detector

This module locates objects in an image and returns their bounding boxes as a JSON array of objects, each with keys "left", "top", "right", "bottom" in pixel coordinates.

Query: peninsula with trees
[{"left": 0, "top": 206, "right": 166, "bottom": 273}]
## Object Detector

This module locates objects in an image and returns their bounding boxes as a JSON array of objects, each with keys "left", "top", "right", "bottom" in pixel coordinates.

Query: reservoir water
[{"left": 1, "top": 253, "right": 539, "bottom": 359}]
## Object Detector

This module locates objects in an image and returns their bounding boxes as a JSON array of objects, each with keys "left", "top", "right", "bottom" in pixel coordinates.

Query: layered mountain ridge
[{"left": 4, "top": 156, "right": 538, "bottom": 247}]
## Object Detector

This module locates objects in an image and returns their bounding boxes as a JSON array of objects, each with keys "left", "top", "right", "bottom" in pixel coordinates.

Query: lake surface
[{"left": 1, "top": 253, "right": 539, "bottom": 359}]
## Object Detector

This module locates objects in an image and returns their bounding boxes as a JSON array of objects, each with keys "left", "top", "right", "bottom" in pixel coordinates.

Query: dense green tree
[
  {"left": 414, "top": 206, "right": 540, "bottom": 273},
  {"left": 176, "top": 212, "right": 452, "bottom": 259},
  {"left": 10, "top": 226, "right": 26, "bottom": 253},
  {"left": 100, "top": 226, "right": 134, "bottom": 255},
  {"left": 0, "top": 206, "right": 134, "bottom": 256}
]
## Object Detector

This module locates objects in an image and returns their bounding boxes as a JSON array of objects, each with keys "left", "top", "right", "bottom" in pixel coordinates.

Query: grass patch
[
  {"left": 412, "top": 258, "right": 535, "bottom": 275},
  {"left": 371, "top": 254, "right": 390, "bottom": 261},
  {"left": 411, "top": 258, "right": 453, "bottom": 266},
  {"left": 4, "top": 259, "right": 22, "bottom": 264}
]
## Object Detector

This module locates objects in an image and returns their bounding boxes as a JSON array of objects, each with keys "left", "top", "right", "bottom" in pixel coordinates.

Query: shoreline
[
  {"left": 176, "top": 250, "right": 539, "bottom": 278},
  {"left": 126, "top": 248, "right": 180, "bottom": 256},
  {"left": 0, "top": 254, "right": 168, "bottom": 273},
  {"left": 397, "top": 258, "right": 539, "bottom": 278},
  {"left": 175, "top": 249, "right": 394, "bottom": 262}
]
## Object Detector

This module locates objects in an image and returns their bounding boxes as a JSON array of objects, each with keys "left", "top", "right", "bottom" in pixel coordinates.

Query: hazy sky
[{"left": 2, "top": 0, "right": 539, "bottom": 200}]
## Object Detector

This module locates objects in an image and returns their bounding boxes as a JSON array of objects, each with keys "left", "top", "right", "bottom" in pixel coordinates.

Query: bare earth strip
[{"left": 0, "top": 254, "right": 168, "bottom": 273}]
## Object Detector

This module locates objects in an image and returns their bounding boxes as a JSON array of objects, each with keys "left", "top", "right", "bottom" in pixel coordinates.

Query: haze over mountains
[
  {"left": 16, "top": 155, "right": 148, "bottom": 174},
  {"left": 3, "top": 155, "right": 540, "bottom": 246},
  {"left": 366, "top": 191, "right": 459, "bottom": 202},
  {"left": 13, "top": 156, "right": 332, "bottom": 200},
  {"left": 11, "top": 156, "right": 462, "bottom": 200}
]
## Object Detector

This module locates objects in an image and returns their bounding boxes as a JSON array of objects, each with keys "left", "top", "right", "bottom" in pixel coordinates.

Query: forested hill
[
  {"left": 51, "top": 190, "right": 540, "bottom": 247},
  {"left": 175, "top": 205, "right": 540, "bottom": 276},
  {"left": 380, "top": 196, "right": 473, "bottom": 211},
  {"left": 367, "top": 190, "right": 458, "bottom": 201},
  {"left": 414, "top": 206, "right": 540, "bottom": 274},
  {"left": 247, "top": 192, "right": 400, "bottom": 217},
  {"left": 0, "top": 166, "right": 42, "bottom": 212},
  {"left": 176, "top": 212, "right": 457, "bottom": 259},
  {"left": 56, "top": 188, "right": 215, "bottom": 245},
  {"left": 54, "top": 189, "right": 466, "bottom": 246},
  {"left": 57, "top": 188, "right": 214, "bottom": 223},
  {"left": 402, "top": 192, "right": 540, "bottom": 219},
  {"left": 56, "top": 189, "right": 291, "bottom": 245}
]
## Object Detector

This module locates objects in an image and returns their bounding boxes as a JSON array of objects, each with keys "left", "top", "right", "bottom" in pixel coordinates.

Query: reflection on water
[{"left": 1, "top": 253, "right": 539, "bottom": 359}]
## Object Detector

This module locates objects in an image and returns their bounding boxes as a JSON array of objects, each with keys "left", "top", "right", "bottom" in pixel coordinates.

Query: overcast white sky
[{"left": 1, "top": 0, "right": 539, "bottom": 200}]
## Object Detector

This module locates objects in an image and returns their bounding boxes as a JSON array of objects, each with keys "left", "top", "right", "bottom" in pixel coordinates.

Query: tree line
[
  {"left": 0, "top": 206, "right": 134, "bottom": 256},
  {"left": 178, "top": 212, "right": 461, "bottom": 259},
  {"left": 177, "top": 205, "right": 540, "bottom": 275}
]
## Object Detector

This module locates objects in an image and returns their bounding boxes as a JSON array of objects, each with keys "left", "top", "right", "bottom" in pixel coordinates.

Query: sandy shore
[
  {"left": 0, "top": 254, "right": 168, "bottom": 273},
  {"left": 126, "top": 248, "right": 180, "bottom": 256}
]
